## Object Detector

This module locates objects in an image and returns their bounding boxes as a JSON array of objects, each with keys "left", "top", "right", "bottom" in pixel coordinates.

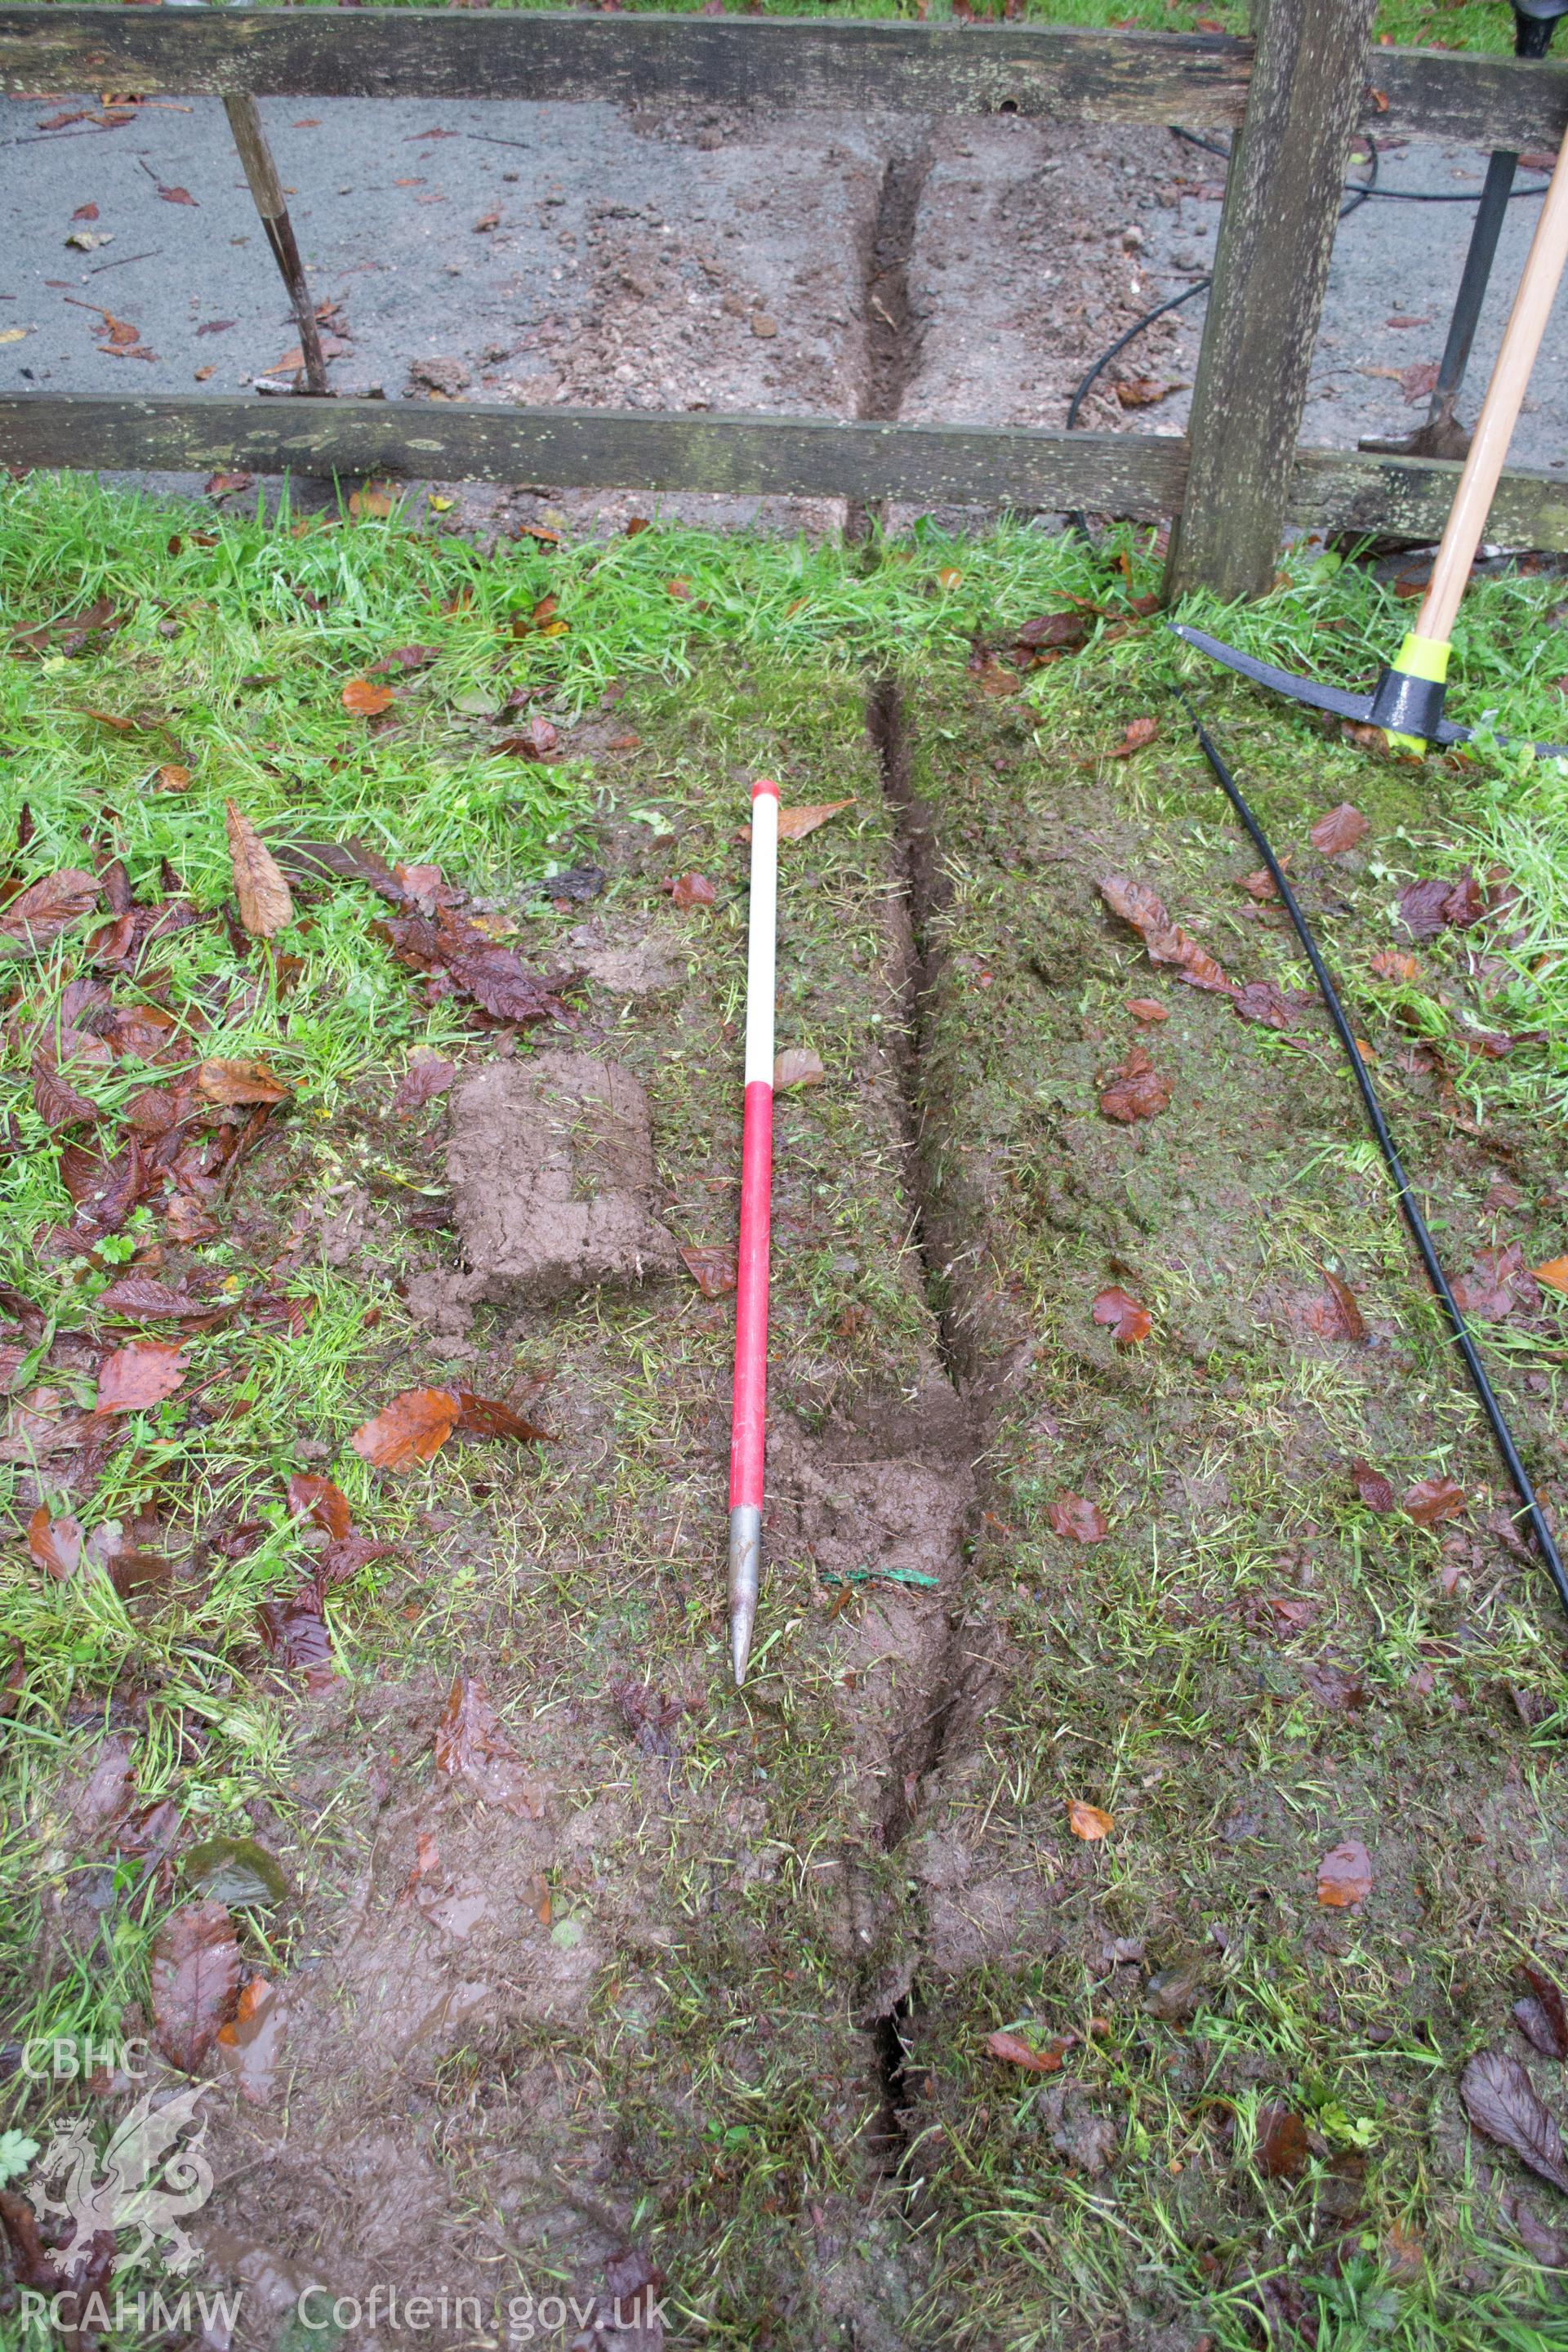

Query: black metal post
[{"left": 1361, "top": 0, "right": 1565, "bottom": 461}]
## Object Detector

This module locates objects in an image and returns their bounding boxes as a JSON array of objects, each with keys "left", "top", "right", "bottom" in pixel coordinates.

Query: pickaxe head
[{"left": 1168, "top": 622, "right": 1568, "bottom": 760}]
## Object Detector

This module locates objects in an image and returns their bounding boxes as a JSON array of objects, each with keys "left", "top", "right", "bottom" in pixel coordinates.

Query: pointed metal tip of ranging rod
[
  {"left": 731, "top": 1606, "right": 754, "bottom": 1688},
  {"left": 1167, "top": 621, "right": 1568, "bottom": 762},
  {"left": 728, "top": 1503, "right": 760, "bottom": 1686}
]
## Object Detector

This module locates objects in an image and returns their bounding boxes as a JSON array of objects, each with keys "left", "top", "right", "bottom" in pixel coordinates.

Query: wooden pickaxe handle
[{"left": 1416, "top": 130, "right": 1568, "bottom": 647}]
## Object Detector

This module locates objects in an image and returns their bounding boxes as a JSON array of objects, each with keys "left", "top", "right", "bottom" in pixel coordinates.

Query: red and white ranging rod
[{"left": 728, "top": 777, "right": 779, "bottom": 1685}]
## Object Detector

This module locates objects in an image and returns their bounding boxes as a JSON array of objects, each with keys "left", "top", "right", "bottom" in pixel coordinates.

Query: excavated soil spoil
[{"left": 408, "top": 1053, "right": 681, "bottom": 1329}]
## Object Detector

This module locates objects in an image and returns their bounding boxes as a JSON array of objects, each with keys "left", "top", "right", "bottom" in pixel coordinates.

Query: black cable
[
  {"left": 1064, "top": 138, "right": 1379, "bottom": 534},
  {"left": 1065, "top": 278, "right": 1212, "bottom": 437},
  {"left": 1173, "top": 685, "right": 1568, "bottom": 1624},
  {"left": 1169, "top": 122, "right": 1551, "bottom": 200}
]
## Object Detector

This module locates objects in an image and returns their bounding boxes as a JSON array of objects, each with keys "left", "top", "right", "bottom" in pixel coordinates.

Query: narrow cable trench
[
  {"left": 860, "top": 674, "right": 989, "bottom": 2176},
  {"left": 865, "top": 674, "right": 965, "bottom": 1389},
  {"left": 862, "top": 148, "right": 932, "bottom": 425},
  {"left": 849, "top": 143, "right": 933, "bottom": 539},
  {"left": 866, "top": 1996, "right": 916, "bottom": 2165},
  {"left": 847, "top": 148, "right": 987, "bottom": 2185}
]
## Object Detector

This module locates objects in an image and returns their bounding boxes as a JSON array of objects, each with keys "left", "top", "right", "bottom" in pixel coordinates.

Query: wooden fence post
[
  {"left": 1164, "top": 0, "right": 1375, "bottom": 604},
  {"left": 223, "top": 93, "right": 329, "bottom": 397}
]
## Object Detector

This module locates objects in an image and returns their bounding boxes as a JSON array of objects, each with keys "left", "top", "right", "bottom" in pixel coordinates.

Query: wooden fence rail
[
  {"left": 2, "top": 7, "right": 1566, "bottom": 145},
  {"left": 2, "top": 5, "right": 1566, "bottom": 596},
  {"left": 11, "top": 398, "right": 1568, "bottom": 555}
]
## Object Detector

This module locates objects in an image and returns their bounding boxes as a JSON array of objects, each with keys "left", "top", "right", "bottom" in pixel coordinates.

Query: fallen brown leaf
[
  {"left": 1099, "top": 1045, "right": 1172, "bottom": 1125},
  {"left": 1049, "top": 1494, "right": 1109, "bottom": 1544},
  {"left": 368, "top": 644, "right": 439, "bottom": 675},
  {"left": 28, "top": 1505, "right": 82, "bottom": 1580},
  {"left": 1515, "top": 1964, "right": 1568, "bottom": 2062},
  {"left": 198, "top": 1058, "right": 290, "bottom": 1107},
  {"left": 1309, "top": 803, "right": 1370, "bottom": 856},
  {"left": 10, "top": 595, "right": 121, "bottom": 659},
  {"left": 777, "top": 800, "right": 854, "bottom": 841},
  {"left": 1014, "top": 608, "right": 1096, "bottom": 660},
  {"left": 1321, "top": 1269, "right": 1367, "bottom": 1343},
  {"left": 433, "top": 1676, "right": 544, "bottom": 1817},
  {"left": 669, "top": 872, "right": 716, "bottom": 911},
  {"left": 392, "top": 1050, "right": 457, "bottom": 1115},
  {"left": 68, "top": 1731, "right": 137, "bottom": 1838},
  {"left": 32, "top": 1054, "right": 99, "bottom": 1129},
  {"left": 986, "top": 2028, "right": 1074, "bottom": 2072},
  {"left": 448, "top": 1390, "right": 551, "bottom": 1444},
  {"left": 351, "top": 1384, "right": 546, "bottom": 1470},
  {"left": 95, "top": 1276, "right": 207, "bottom": 1319},
  {"left": 1107, "top": 716, "right": 1159, "bottom": 758},
  {"left": 352, "top": 1387, "right": 461, "bottom": 1470},
  {"left": 376, "top": 908, "right": 573, "bottom": 1029},
  {"left": 0, "top": 868, "right": 100, "bottom": 954},
  {"left": 150, "top": 1900, "right": 241, "bottom": 2073},
  {"left": 774, "top": 1047, "right": 825, "bottom": 1090},
  {"left": 1303, "top": 1660, "right": 1368, "bottom": 1714},
  {"left": 1098, "top": 875, "right": 1230, "bottom": 993},
  {"left": 1230, "top": 979, "right": 1303, "bottom": 1033},
  {"left": 216, "top": 1976, "right": 284, "bottom": 2106},
  {"left": 274, "top": 834, "right": 408, "bottom": 906},
  {"left": 318, "top": 1532, "right": 394, "bottom": 1584},
  {"left": 287, "top": 1471, "right": 354, "bottom": 1541},
  {"left": 1115, "top": 377, "right": 1174, "bottom": 408},
  {"left": 1461, "top": 2049, "right": 1568, "bottom": 2193},
  {"left": 1349, "top": 1457, "right": 1396, "bottom": 1514},
  {"left": 435, "top": 1676, "right": 514, "bottom": 1777},
  {"left": 679, "top": 1245, "right": 737, "bottom": 1299},
  {"left": 1534, "top": 1256, "right": 1568, "bottom": 1295},
  {"left": 1316, "top": 1838, "right": 1373, "bottom": 1908},
  {"left": 63, "top": 1135, "right": 152, "bottom": 1238},
  {"left": 496, "top": 715, "right": 560, "bottom": 760},
  {"left": 341, "top": 677, "right": 396, "bottom": 717},
  {"left": 1292, "top": 1271, "right": 1367, "bottom": 1343},
  {"left": 225, "top": 802, "right": 293, "bottom": 939},
  {"left": 1370, "top": 948, "right": 1420, "bottom": 982},
  {"left": 166, "top": 1198, "right": 220, "bottom": 1245},
  {"left": 1068, "top": 1798, "right": 1115, "bottom": 1842},
  {"left": 257, "top": 1586, "right": 336, "bottom": 1690},
  {"left": 1398, "top": 869, "right": 1489, "bottom": 942},
  {"left": 96, "top": 1340, "right": 187, "bottom": 1414},
  {"left": 1255, "top": 2105, "right": 1310, "bottom": 2179},
  {"left": 1453, "top": 1242, "right": 1539, "bottom": 1323},
  {"left": 1092, "top": 1287, "right": 1152, "bottom": 1346},
  {"left": 1126, "top": 998, "right": 1167, "bottom": 1023},
  {"left": 1404, "top": 1474, "right": 1466, "bottom": 1527}
]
